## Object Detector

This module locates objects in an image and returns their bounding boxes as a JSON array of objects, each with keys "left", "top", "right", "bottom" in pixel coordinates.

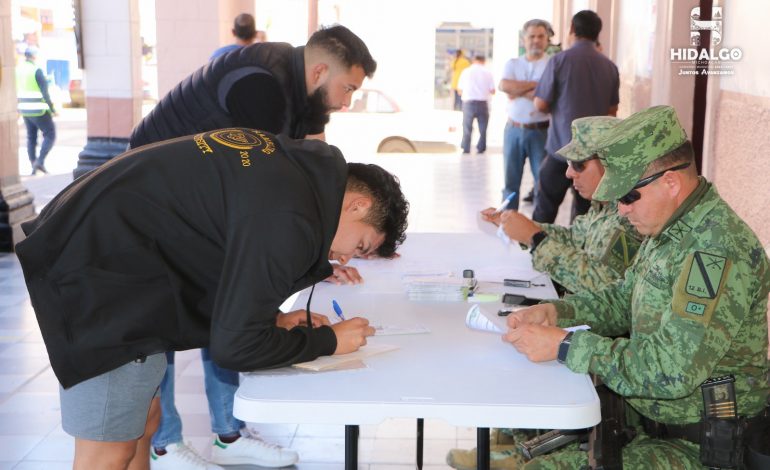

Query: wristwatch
[
  {"left": 530, "top": 231, "right": 548, "bottom": 253},
  {"left": 557, "top": 331, "right": 574, "bottom": 364}
]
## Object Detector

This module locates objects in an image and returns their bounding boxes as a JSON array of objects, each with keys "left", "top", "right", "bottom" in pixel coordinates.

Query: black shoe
[
  {"left": 523, "top": 189, "right": 534, "bottom": 203},
  {"left": 33, "top": 163, "right": 49, "bottom": 174}
]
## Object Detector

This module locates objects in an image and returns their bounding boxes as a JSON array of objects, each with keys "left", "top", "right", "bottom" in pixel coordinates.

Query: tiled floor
[{"left": 1, "top": 147, "right": 573, "bottom": 469}]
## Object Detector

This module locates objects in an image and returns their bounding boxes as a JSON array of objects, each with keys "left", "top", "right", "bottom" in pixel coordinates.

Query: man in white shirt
[
  {"left": 458, "top": 55, "right": 495, "bottom": 154},
  {"left": 498, "top": 19, "right": 552, "bottom": 210}
]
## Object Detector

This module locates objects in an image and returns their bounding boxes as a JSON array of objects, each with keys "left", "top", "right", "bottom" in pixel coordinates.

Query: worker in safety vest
[{"left": 16, "top": 46, "right": 56, "bottom": 175}]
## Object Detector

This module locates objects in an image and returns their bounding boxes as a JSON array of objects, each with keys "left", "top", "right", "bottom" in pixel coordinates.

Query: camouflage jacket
[
  {"left": 554, "top": 179, "right": 770, "bottom": 424},
  {"left": 534, "top": 201, "right": 641, "bottom": 293}
]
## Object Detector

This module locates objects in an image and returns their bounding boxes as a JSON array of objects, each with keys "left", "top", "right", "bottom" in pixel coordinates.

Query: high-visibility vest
[{"left": 16, "top": 61, "right": 50, "bottom": 117}]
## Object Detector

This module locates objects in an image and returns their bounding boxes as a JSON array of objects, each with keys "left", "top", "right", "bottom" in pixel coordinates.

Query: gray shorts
[{"left": 60, "top": 353, "right": 166, "bottom": 441}]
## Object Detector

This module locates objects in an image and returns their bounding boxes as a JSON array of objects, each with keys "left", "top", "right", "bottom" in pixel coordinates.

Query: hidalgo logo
[
  {"left": 671, "top": 6, "right": 741, "bottom": 76},
  {"left": 690, "top": 6, "right": 722, "bottom": 46}
]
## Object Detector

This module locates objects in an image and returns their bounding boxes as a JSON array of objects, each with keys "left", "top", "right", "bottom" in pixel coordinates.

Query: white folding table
[{"left": 234, "top": 233, "right": 600, "bottom": 469}]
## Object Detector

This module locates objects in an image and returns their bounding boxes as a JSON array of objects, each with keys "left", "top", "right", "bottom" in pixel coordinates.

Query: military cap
[
  {"left": 556, "top": 116, "right": 621, "bottom": 162},
  {"left": 593, "top": 105, "right": 687, "bottom": 201}
]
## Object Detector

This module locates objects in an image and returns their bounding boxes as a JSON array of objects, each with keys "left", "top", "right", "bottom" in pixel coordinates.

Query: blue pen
[
  {"left": 495, "top": 192, "right": 517, "bottom": 213},
  {"left": 332, "top": 299, "right": 346, "bottom": 321}
]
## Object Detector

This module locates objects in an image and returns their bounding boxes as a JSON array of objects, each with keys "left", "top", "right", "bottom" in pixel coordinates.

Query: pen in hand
[
  {"left": 332, "top": 299, "right": 346, "bottom": 321},
  {"left": 494, "top": 192, "right": 517, "bottom": 214}
]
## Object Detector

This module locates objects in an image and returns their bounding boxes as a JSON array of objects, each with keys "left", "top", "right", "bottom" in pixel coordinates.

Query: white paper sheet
[
  {"left": 373, "top": 324, "right": 431, "bottom": 336},
  {"left": 292, "top": 344, "right": 400, "bottom": 371}
]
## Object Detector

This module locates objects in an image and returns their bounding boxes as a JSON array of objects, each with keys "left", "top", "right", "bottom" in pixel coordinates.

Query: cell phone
[
  {"left": 502, "top": 293, "right": 541, "bottom": 306},
  {"left": 497, "top": 309, "right": 513, "bottom": 316}
]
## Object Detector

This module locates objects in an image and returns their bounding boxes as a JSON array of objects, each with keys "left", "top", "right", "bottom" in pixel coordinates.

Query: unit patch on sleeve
[
  {"left": 601, "top": 229, "right": 642, "bottom": 273},
  {"left": 672, "top": 251, "right": 731, "bottom": 325}
]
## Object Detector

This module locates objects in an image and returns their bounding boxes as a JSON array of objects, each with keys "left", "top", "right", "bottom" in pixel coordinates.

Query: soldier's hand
[
  {"left": 503, "top": 324, "right": 567, "bottom": 362},
  {"left": 331, "top": 317, "right": 375, "bottom": 355},
  {"left": 500, "top": 210, "right": 541, "bottom": 244},
  {"left": 480, "top": 207, "right": 502, "bottom": 226},
  {"left": 507, "top": 303, "right": 558, "bottom": 329},
  {"left": 276, "top": 310, "right": 331, "bottom": 330},
  {"left": 325, "top": 264, "right": 363, "bottom": 285}
]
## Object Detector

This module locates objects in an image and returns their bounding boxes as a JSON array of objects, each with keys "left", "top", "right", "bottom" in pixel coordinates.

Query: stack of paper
[{"left": 403, "top": 276, "right": 469, "bottom": 302}]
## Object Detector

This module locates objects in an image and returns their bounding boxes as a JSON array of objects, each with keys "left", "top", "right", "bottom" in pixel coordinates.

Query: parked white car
[{"left": 324, "top": 89, "right": 461, "bottom": 157}]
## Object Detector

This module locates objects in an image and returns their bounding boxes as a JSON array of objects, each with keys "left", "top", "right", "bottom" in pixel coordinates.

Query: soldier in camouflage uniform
[
  {"left": 448, "top": 117, "right": 642, "bottom": 469},
  {"left": 504, "top": 105, "right": 770, "bottom": 469},
  {"left": 480, "top": 116, "right": 642, "bottom": 294}
]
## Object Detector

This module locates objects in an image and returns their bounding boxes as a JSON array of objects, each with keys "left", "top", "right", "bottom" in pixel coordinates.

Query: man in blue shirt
[
  {"left": 210, "top": 13, "right": 259, "bottom": 60},
  {"left": 498, "top": 19, "right": 552, "bottom": 210},
  {"left": 532, "top": 10, "right": 619, "bottom": 223}
]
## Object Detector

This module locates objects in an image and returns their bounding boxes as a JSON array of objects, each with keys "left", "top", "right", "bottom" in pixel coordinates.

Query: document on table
[
  {"left": 373, "top": 324, "right": 430, "bottom": 336},
  {"left": 465, "top": 305, "right": 590, "bottom": 335},
  {"left": 292, "top": 344, "right": 400, "bottom": 371},
  {"left": 465, "top": 304, "right": 515, "bottom": 333}
]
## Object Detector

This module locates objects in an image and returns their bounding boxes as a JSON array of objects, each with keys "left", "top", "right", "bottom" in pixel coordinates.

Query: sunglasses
[
  {"left": 618, "top": 161, "right": 691, "bottom": 205},
  {"left": 568, "top": 155, "right": 598, "bottom": 173}
]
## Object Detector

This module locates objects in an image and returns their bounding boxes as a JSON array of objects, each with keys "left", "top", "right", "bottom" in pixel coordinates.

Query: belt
[
  {"left": 641, "top": 408, "right": 770, "bottom": 445},
  {"left": 509, "top": 119, "right": 549, "bottom": 130},
  {"left": 641, "top": 416, "right": 701, "bottom": 443}
]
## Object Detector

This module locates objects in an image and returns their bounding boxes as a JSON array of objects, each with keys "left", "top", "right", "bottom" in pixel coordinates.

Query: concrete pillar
[
  {"left": 155, "top": 0, "right": 254, "bottom": 99},
  {"left": 0, "top": 0, "right": 35, "bottom": 251},
  {"left": 308, "top": 0, "right": 318, "bottom": 38},
  {"left": 649, "top": 0, "right": 695, "bottom": 135},
  {"left": 73, "top": 0, "right": 143, "bottom": 178}
]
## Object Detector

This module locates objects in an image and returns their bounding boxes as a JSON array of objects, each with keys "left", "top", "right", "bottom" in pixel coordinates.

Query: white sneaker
[
  {"left": 210, "top": 434, "right": 299, "bottom": 467},
  {"left": 150, "top": 442, "right": 224, "bottom": 470}
]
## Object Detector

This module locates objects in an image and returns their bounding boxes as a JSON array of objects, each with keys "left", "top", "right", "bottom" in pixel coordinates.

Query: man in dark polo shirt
[{"left": 532, "top": 10, "right": 619, "bottom": 223}]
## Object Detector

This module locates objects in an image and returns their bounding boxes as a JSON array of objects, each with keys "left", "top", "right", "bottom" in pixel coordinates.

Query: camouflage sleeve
[
  {"left": 533, "top": 225, "right": 625, "bottom": 293},
  {"left": 552, "top": 265, "right": 635, "bottom": 336},
  {"left": 538, "top": 221, "right": 588, "bottom": 247},
  {"left": 565, "top": 251, "right": 765, "bottom": 399}
]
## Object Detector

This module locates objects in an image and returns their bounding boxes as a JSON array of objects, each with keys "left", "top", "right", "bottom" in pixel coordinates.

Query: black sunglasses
[
  {"left": 618, "top": 161, "right": 691, "bottom": 205},
  {"left": 568, "top": 155, "right": 598, "bottom": 173}
]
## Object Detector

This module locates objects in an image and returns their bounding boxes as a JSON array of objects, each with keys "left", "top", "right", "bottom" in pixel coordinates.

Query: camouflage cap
[
  {"left": 556, "top": 116, "right": 621, "bottom": 161},
  {"left": 593, "top": 105, "right": 688, "bottom": 202}
]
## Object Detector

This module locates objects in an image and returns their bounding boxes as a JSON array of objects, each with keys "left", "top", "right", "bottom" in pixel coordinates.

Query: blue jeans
[
  {"left": 453, "top": 90, "right": 462, "bottom": 111},
  {"left": 151, "top": 349, "right": 243, "bottom": 448},
  {"left": 23, "top": 113, "right": 56, "bottom": 166},
  {"left": 461, "top": 100, "right": 489, "bottom": 153},
  {"left": 502, "top": 123, "right": 547, "bottom": 210}
]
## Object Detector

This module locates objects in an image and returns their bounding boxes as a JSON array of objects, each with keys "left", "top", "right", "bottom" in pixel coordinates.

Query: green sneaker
[{"left": 446, "top": 444, "right": 524, "bottom": 470}]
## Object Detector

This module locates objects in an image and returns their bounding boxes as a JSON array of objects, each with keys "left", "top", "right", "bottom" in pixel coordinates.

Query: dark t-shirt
[{"left": 535, "top": 39, "right": 620, "bottom": 158}]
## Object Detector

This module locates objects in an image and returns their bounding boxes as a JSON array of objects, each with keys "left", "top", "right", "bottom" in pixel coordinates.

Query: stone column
[
  {"left": 155, "top": 0, "right": 255, "bottom": 99},
  {"left": 0, "top": 0, "right": 35, "bottom": 251},
  {"left": 73, "top": 0, "right": 143, "bottom": 178}
]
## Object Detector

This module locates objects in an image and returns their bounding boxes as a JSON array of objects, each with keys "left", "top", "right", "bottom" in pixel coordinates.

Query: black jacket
[
  {"left": 16, "top": 129, "right": 344, "bottom": 388},
  {"left": 129, "top": 43, "right": 324, "bottom": 149}
]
